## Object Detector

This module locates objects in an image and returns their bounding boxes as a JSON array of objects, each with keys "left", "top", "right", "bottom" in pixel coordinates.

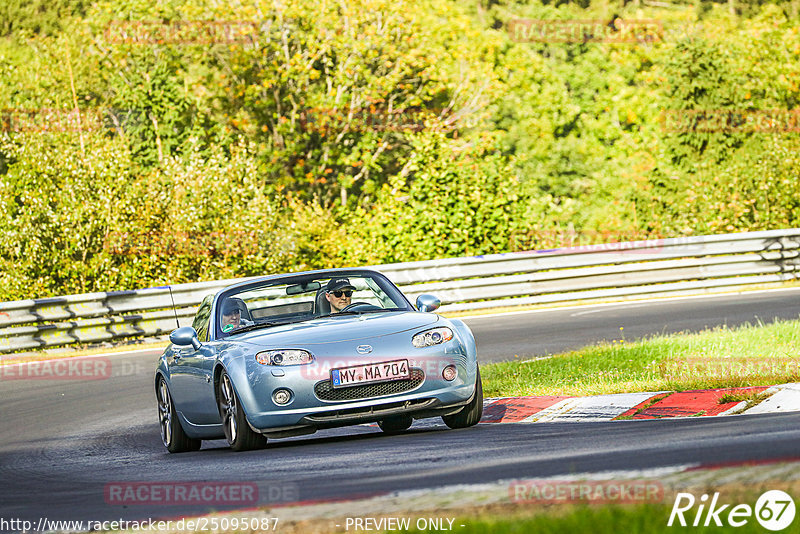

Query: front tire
[
  {"left": 442, "top": 369, "right": 483, "bottom": 429},
  {"left": 378, "top": 415, "right": 413, "bottom": 433},
  {"left": 217, "top": 370, "right": 267, "bottom": 452},
  {"left": 157, "top": 377, "right": 202, "bottom": 453}
]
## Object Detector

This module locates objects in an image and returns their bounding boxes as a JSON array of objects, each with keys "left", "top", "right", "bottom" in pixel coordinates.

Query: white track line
[{"left": 459, "top": 286, "right": 800, "bottom": 321}]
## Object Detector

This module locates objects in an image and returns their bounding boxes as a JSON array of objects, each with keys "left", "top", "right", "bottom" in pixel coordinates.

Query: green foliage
[
  {"left": 639, "top": 9, "right": 800, "bottom": 235},
  {"left": 0, "top": 0, "right": 90, "bottom": 37},
  {"left": 111, "top": 139, "right": 293, "bottom": 287},
  {"left": 1, "top": 0, "right": 800, "bottom": 300},
  {"left": 674, "top": 135, "right": 800, "bottom": 234},
  {"left": 344, "top": 129, "right": 575, "bottom": 264},
  {"left": 0, "top": 133, "right": 294, "bottom": 300},
  {"left": 660, "top": 37, "right": 749, "bottom": 170},
  {"left": 0, "top": 133, "right": 134, "bottom": 298}
]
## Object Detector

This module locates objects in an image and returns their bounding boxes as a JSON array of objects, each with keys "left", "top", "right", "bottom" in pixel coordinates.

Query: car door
[
  {"left": 166, "top": 294, "right": 221, "bottom": 425},
  {"left": 167, "top": 342, "right": 220, "bottom": 424}
]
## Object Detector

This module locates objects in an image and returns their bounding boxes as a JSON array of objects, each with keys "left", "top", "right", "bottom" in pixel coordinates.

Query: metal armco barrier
[{"left": 1, "top": 229, "right": 798, "bottom": 352}]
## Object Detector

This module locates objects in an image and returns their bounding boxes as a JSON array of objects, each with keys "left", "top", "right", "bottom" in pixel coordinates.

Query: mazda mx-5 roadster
[{"left": 155, "top": 268, "right": 482, "bottom": 452}]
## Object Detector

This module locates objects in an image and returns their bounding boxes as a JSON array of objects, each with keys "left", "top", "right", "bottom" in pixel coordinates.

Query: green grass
[
  {"left": 481, "top": 319, "right": 800, "bottom": 397},
  {"left": 717, "top": 390, "right": 766, "bottom": 404}
]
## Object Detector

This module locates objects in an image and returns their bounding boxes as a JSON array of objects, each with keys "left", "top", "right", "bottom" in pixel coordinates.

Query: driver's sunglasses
[{"left": 330, "top": 290, "right": 353, "bottom": 298}]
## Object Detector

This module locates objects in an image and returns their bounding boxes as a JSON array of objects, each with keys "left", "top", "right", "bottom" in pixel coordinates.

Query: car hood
[{"left": 231, "top": 312, "right": 439, "bottom": 347}]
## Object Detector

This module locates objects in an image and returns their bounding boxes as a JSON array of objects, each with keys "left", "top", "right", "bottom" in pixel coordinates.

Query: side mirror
[
  {"left": 415, "top": 294, "right": 441, "bottom": 313},
  {"left": 170, "top": 326, "right": 201, "bottom": 351}
]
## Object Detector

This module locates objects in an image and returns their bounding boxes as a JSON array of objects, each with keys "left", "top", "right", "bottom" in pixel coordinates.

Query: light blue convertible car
[{"left": 155, "top": 268, "right": 482, "bottom": 452}]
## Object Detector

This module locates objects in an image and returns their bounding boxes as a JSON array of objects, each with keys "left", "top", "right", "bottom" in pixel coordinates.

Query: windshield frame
[{"left": 210, "top": 269, "right": 414, "bottom": 340}]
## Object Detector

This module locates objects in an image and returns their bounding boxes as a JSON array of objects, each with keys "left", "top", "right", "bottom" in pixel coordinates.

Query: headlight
[
  {"left": 412, "top": 327, "right": 454, "bottom": 348},
  {"left": 256, "top": 349, "right": 314, "bottom": 366}
]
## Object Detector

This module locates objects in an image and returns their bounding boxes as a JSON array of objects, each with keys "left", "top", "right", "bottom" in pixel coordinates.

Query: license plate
[{"left": 331, "top": 359, "right": 410, "bottom": 388}]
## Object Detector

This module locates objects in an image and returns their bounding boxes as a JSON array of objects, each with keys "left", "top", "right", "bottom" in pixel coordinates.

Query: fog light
[
  {"left": 272, "top": 388, "right": 292, "bottom": 405},
  {"left": 442, "top": 365, "right": 457, "bottom": 381}
]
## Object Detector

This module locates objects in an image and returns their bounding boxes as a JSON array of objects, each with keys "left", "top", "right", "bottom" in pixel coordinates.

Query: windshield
[{"left": 215, "top": 271, "right": 412, "bottom": 338}]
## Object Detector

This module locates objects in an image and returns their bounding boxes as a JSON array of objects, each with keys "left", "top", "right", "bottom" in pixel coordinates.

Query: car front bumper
[
  {"left": 250, "top": 382, "right": 477, "bottom": 437},
  {"left": 244, "top": 377, "right": 476, "bottom": 433},
  {"left": 230, "top": 331, "right": 478, "bottom": 434}
]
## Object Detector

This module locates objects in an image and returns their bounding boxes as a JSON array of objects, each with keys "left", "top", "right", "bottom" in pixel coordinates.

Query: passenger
[{"left": 220, "top": 299, "right": 252, "bottom": 332}]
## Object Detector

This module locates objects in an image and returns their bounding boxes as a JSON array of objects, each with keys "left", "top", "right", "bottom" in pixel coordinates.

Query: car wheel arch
[
  {"left": 212, "top": 363, "right": 227, "bottom": 408},
  {"left": 213, "top": 361, "right": 259, "bottom": 421},
  {"left": 214, "top": 365, "right": 267, "bottom": 450},
  {"left": 154, "top": 370, "right": 168, "bottom": 394}
]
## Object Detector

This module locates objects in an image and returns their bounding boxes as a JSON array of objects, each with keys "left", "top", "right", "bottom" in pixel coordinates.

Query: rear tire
[
  {"left": 217, "top": 370, "right": 267, "bottom": 452},
  {"left": 378, "top": 415, "right": 413, "bottom": 433},
  {"left": 157, "top": 377, "right": 202, "bottom": 453},
  {"left": 442, "top": 369, "right": 483, "bottom": 429}
]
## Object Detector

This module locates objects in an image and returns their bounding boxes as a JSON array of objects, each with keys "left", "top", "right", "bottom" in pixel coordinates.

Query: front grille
[{"left": 314, "top": 368, "right": 424, "bottom": 401}]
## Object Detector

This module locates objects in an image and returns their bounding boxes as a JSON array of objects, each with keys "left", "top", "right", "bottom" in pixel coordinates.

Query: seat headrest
[{"left": 315, "top": 289, "right": 331, "bottom": 315}]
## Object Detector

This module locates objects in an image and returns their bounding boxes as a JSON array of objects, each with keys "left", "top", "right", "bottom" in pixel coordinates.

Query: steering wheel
[{"left": 341, "top": 302, "right": 378, "bottom": 312}]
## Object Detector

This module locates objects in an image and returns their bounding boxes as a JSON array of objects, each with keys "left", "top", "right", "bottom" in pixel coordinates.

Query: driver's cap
[{"left": 326, "top": 277, "right": 355, "bottom": 292}]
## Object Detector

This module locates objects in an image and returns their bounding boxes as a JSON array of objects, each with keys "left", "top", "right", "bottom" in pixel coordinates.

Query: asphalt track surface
[
  {"left": 473, "top": 288, "right": 800, "bottom": 362},
  {"left": 2, "top": 289, "right": 800, "bottom": 525}
]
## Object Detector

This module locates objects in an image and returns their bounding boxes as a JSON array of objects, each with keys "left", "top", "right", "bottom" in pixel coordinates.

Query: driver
[{"left": 325, "top": 277, "right": 355, "bottom": 313}]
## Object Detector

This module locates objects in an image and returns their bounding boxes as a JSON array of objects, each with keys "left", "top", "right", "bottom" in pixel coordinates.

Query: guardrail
[{"left": 1, "top": 229, "right": 799, "bottom": 352}]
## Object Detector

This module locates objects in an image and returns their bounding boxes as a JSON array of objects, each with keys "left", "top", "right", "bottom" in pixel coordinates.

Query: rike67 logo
[{"left": 668, "top": 490, "right": 796, "bottom": 531}]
